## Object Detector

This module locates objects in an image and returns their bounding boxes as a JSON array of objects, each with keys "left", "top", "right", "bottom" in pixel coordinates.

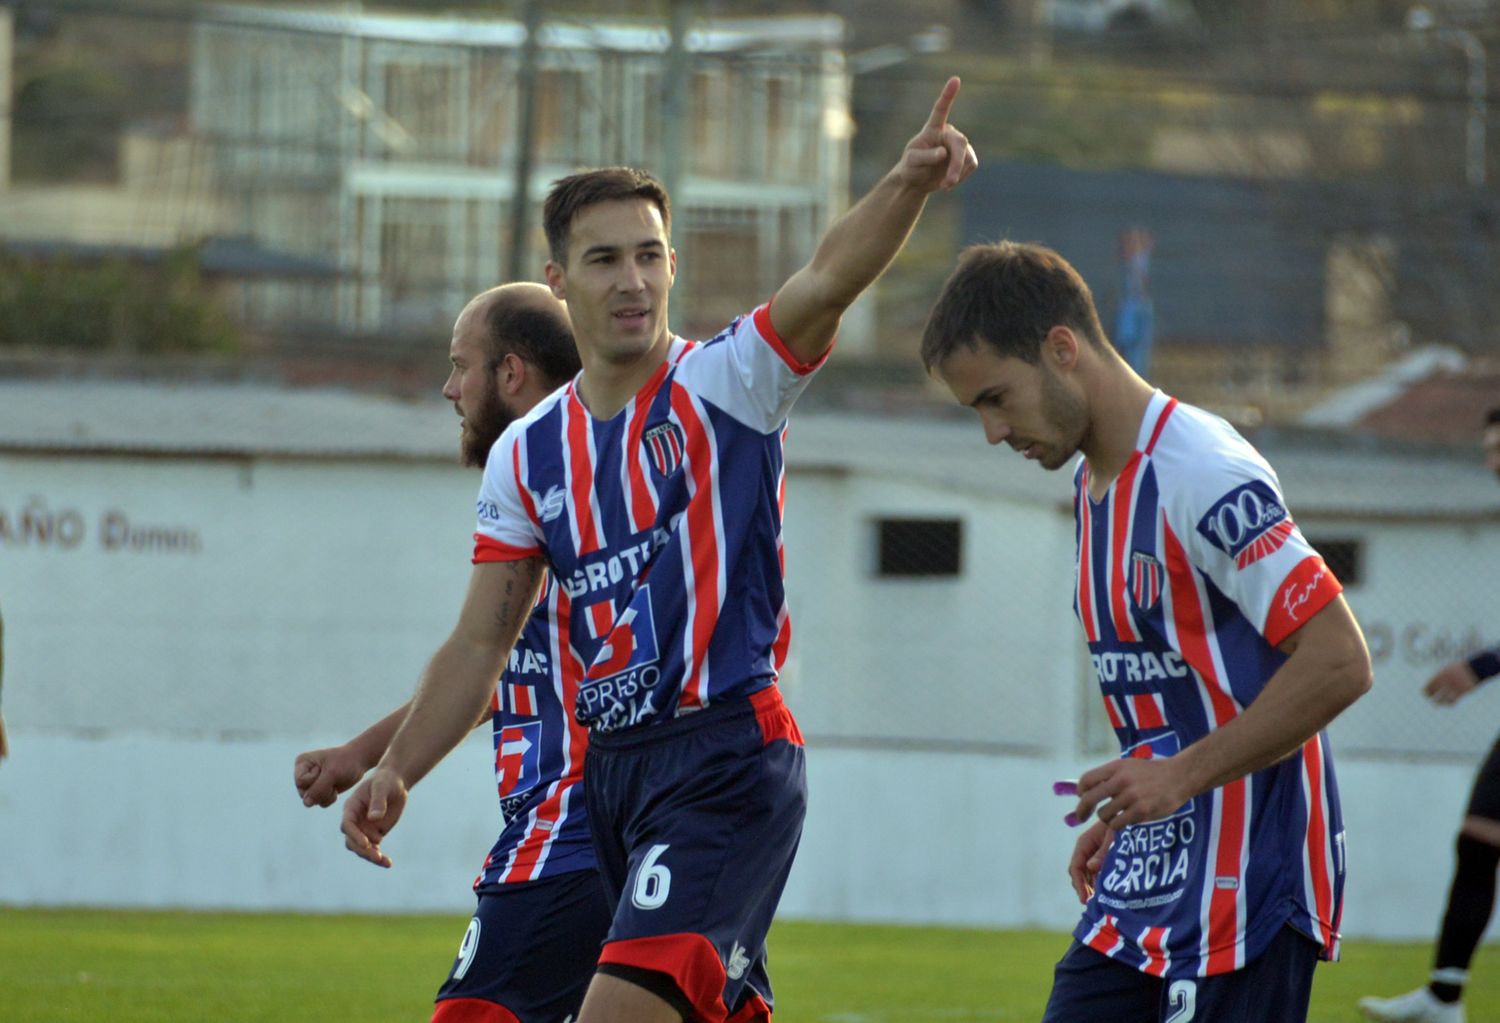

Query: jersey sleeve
[
  {"left": 473, "top": 423, "right": 545, "bottom": 564},
  {"left": 671, "top": 299, "right": 831, "bottom": 433},
  {"left": 1165, "top": 443, "right": 1343, "bottom": 648}
]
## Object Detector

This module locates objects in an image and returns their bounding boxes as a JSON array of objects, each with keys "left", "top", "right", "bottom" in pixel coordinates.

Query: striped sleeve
[
  {"left": 473, "top": 424, "right": 544, "bottom": 564},
  {"left": 1162, "top": 432, "right": 1341, "bottom": 647},
  {"left": 672, "top": 300, "right": 829, "bottom": 434}
]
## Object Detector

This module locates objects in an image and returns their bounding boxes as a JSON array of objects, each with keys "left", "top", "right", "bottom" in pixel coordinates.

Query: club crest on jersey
[
  {"left": 1195, "top": 480, "right": 1293, "bottom": 569},
  {"left": 496, "top": 720, "right": 542, "bottom": 815},
  {"left": 642, "top": 422, "right": 685, "bottom": 478},
  {"left": 1129, "top": 552, "right": 1163, "bottom": 611}
]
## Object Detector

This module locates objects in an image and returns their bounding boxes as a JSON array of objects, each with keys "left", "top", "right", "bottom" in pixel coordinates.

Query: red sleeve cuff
[
  {"left": 753, "top": 299, "right": 833, "bottom": 376},
  {"left": 1264, "top": 554, "right": 1344, "bottom": 647},
  {"left": 472, "top": 533, "right": 542, "bottom": 564}
]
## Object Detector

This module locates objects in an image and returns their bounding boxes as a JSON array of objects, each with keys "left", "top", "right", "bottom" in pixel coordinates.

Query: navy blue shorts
[
  {"left": 432, "top": 868, "right": 611, "bottom": 1023},
  {"left": 1041, "top": 924, "right": 1320, "bottom": 1023},
  {"left": 585, "top": 685, "right": 807, "bottom": 1023}
]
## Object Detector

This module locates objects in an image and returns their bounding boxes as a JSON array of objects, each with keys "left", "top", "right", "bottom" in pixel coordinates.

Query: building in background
[
  {"left": 0, "top": 378, "right": 1495, "bottom": 938},
  {"left": 188, "top": 4, "right": 852, "bottom": 339}
]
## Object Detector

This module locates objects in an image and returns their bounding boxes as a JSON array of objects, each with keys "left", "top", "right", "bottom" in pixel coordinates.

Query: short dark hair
[
  {"left": 482, "top": 300, "right": 580, "bottom": 390},
  {"left": 920, "top": 241, "right": 1111, "bottom": 370},
  {"left": 543, "top": 167, "right": 672, "bottom": 265},
  {"left": 1487, "top": 406, "right": 1500, "bottom": 427}
]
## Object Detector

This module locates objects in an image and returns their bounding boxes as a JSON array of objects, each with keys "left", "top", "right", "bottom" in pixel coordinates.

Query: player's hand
[
  {"left": 0, "top": 712, "right": 9, "bottom": 762},
  {"left": 1072, "top": 757, "right": 1190, "bottom": 832},
  {"left": 895, "top": 76, "right": 978, "bottom": 194},
  {"left": 340, "top": 768, "right": 408, "bottom": 869},
  {"left": 294, "top": 744, "right": 369, "bottom": 808},
  {"left": 1425, "top": 660, "right": 1481, "bottom": 706},
  {"left": 1067, "top": 819, "right": 1114, "bottom": 905}
]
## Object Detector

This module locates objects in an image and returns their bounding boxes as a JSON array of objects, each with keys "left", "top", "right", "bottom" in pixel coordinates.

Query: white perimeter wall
[{"left": 0, "top": 448, "right": 1491, "bottom": 941}]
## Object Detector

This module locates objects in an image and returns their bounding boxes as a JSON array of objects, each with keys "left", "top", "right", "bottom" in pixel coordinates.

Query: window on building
[
  {"left": 875, "top": 518, "right": 964, "bottom": 578},
  {"left": 383, "top": 59, "right": 460, "bottom": 157},
  {"left": 1306, "top": 536, "right": 1363, "bottom": 586},
  {"left": 535, "top": 66, "right": 587, "bottom": 165},
  {"left": 380, "top": 197, "right": 451, "bottom": 329},
  {"left": 676, "top": 210, "right": 761, "bottom": 338}
]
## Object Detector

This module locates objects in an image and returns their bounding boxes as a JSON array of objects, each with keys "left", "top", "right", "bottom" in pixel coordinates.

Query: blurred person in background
[
  {"left": 294, "top": 282, "right": 600, "bottom": 1023},
  {"left": 1358, "top": 405, "right": 1500, "bottom": 1023},
  {"left": 921, "top": 241, "right": 1372, "bottom": 1023},
  {"left": 338, "top": 78, "right": 976, "bottom": 1023}
]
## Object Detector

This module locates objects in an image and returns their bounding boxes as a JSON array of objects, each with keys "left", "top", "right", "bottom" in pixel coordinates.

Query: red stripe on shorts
[
  {"left": 430, "top": 998, "right": 521, "bottom": 1023},
  {"left": 750, "top": 686, "right": 803, "bottom": 747},
  {"left": 599, "top": 933, "right": 729, "bottom": 1023}
]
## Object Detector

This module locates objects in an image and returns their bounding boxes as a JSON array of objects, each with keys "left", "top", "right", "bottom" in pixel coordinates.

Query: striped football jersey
[
  {"left": 1072, "top": 391, "right": 1347, "bottom": 978},
  {"left": 471, "top": 304, "right": 814, "bottom": 733},
  {"left": 474, "top": 569, "right": 595, "bottom": 888}
]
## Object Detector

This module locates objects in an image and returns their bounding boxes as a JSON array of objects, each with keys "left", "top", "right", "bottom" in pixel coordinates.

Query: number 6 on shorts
[{"left": 631, "top": 843, "right": 672, "bottom": 910}]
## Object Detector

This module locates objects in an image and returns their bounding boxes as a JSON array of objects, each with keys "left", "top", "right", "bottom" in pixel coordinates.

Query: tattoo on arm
[{"left": 492, "top": 575, "right": 518, "bottom": 635}]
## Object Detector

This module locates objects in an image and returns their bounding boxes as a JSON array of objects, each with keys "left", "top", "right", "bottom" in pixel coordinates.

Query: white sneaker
[{"left": 1357, "top": 987, "right": 1465, "bottom": 1023}]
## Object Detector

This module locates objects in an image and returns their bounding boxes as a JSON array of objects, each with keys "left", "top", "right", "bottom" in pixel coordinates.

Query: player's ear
[
  {"left": 1045, "top": 326, "right": 1080, "bottom": 371},
  {"left": 544, "top": 260, "right": 567, "bottom": 300},
  {"left": 497, "top": 352, "right": 526, "bottom": 395}
]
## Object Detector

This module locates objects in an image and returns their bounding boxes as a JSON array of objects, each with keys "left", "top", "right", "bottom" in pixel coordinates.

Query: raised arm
[
  {"left": 341, "top": 556, "right": 543, "bottom": 867},
  {"left": 769, "top": 76, "right": 978, "bottom": 364}
]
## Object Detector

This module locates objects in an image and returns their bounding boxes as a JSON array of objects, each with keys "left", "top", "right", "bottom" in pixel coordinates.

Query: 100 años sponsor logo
[
  {"left": 1195, "top": 479, "right": 1292, "bottom": 569},
  {"left": 1, "top": 496, "right": 201, "bottom": 555}
]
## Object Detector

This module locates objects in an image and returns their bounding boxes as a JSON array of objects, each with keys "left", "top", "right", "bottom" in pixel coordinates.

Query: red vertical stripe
[
  {"left": 1103, "top": 694, "right": 1125, "bottom": 729},
  {"left": 1144, "top": 397, "right": 1179, "bottom": 454},
  {"left": 1140, "top": 926, "right": 1170, "bottom": 977},
  {"left": 1131, "top": 693, "right": 1166, "bottom": 729},
  {"left": 564, "top": 393, "right": 603, "bottom": 555},
  {"left": 1301, "top": 734, "right": 1336, "bottom": 949},
  {"left": 1084, "top": 914, "right": 1124, "bottom": 956},
  {"left": 586, "top": 601, "right": 614, "bottom": 640},
  {"left": 623, "top": 366, "right": 671, "bottom": 532},
  {"left": 771, "top": 428, "right": 792, "bottom": 672},
  {"left": 500, "top": 586, "right": 588, "bottom": 883},
  {"left": 511, "top": 441, "right": 540, "bottom": 527},
  {"left": 671, "top": 388, "right": 723, "bottom": 709},
  {"left": 1109, "top": 454, "right": 1143, "bottom": 642},
  {"left": 1077, "top": 470, "right": 1100, "bottom": 643},
  {"left": 1162, "top": 521, "right": 1245, "bottom": 973}
]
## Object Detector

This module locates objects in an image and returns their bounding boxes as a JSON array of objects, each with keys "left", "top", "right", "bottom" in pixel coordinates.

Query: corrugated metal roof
[
  {"left": 0, "top": 382, "right": 1491, "bottom": 518},
  {"left": 203, "top": 4, "right": 846, "bottom": 52},
  {"left": 0, "top": 380, "right": 459, "bottom": 461},
  {"left": 792, "top": 413, "right": 1499, "bottom": 520}
]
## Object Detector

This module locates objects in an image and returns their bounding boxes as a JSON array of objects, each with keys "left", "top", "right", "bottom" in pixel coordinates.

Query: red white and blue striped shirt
[
  {"left": 1073, "top": 391, "right": 1346, "bottom": 978},
  {"left": 472, "top": 304, "right": 815, "bottom": 733},
  {"left": 473, "top": 570, "right": 596, "bottom": 888}
]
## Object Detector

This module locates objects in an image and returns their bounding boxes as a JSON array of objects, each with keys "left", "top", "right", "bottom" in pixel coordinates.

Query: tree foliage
[{"left": 0, "top": 247, "right": 240, "bottom": 355}]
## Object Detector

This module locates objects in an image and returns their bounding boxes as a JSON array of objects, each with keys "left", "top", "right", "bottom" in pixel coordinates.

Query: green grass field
[{"left": 1, "top": 908, "right": 1495, "bottom": 1022}]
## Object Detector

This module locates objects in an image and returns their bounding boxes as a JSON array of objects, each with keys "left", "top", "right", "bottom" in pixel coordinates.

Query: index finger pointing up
[{"left": 925, "top": 76, "right": 961, "bottom": 132}]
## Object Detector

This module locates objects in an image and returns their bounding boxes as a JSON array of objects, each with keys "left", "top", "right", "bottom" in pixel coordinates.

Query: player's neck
[
  {"left": 574, "top": 332, "right": 674, "bottom": 419},
  {"left": 1082, "top": 367, "right": 1156, "bottom": 499}
]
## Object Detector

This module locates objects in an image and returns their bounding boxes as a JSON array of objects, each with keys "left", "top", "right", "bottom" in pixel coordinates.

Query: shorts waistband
[{"left": 588, "top": 685, "right": 781, "bottom": 752}]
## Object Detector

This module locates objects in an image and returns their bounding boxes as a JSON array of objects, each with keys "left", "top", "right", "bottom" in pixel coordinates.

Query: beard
[
  {"left": 1035, "top": 362, "right": 1089, "bottom": 471},
  {"left": 460, "top": 387, "right": 520, "bottom": 468}
]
